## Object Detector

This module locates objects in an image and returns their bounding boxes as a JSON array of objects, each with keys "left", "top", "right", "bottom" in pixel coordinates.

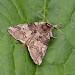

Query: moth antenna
[
  {"left": 39, "top": 12, "right": 63, "bottom": 34},
  {"left": 53, "top": 24, "right": 63, "bottom": 34},
  {"left": 38, "top": 12, "right": 49, "bottom": 23}
]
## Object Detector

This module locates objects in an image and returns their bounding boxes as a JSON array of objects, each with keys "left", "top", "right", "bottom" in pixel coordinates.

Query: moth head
[{"left": 41, "top": 22, "right": 53, "bottom": 31}]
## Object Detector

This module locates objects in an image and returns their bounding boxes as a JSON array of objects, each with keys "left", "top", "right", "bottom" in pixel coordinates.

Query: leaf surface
[{"left": 0, "top": 0, "right": 75, "bottom": 75}]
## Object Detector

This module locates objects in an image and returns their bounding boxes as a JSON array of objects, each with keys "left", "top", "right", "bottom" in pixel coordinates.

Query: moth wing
[
  {"left": 8, "top": 24, "right": 32, "bottom": 44},
  {"left": 27, "top": 36, "right": 49, "bottom": 65},
  {"left": 28, "top": 41, "right": 48, "bottom": 65}
]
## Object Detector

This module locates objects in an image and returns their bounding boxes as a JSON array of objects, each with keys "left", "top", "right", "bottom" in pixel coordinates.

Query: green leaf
[{"left": 0, "top": 0, "right": 75, "bottom": 75}]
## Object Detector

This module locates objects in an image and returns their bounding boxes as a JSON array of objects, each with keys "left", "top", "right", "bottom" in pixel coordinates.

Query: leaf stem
[{"left": 43, "top": 0, "right": 47, "bottom": 22}]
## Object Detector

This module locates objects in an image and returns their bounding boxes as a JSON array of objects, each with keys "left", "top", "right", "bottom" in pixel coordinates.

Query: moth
[{"left": 8, "top": 22, "right": 53, "bottom": 65}]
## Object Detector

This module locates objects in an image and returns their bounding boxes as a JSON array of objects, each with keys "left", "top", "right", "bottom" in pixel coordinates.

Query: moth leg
[
  {"left": 52, "top": 36, "right": 58, "bottom": 39},
  {"left": 50, "top": 30, "right": 58, "bottom": 38},
  {"left": 50, "top": 30, "right": 53, "bottom": 37}
]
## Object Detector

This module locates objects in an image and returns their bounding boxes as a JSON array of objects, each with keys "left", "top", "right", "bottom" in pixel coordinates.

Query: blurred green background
[{"left": 0, "top": 0, "right": 75, "bottom": 75}]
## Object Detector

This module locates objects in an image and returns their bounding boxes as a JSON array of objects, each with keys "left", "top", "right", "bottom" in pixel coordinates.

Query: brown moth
[{"left": 8, "top": 22, "right": 53, "bottom": 65}]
